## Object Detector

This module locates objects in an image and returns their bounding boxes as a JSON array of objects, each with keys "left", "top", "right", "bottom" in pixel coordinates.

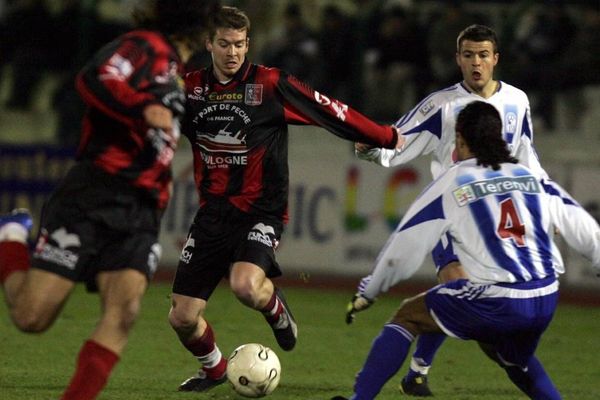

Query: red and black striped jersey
[
  {"left": 75, "top": 30, "right": 185, "bottom": 209},
  {"left": 183, "top": 60, "right": 397, "bottom": 222}
]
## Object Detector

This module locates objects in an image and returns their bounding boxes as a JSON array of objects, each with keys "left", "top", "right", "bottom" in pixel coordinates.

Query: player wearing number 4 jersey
[
  {"left": 355, "top": 24, "right": 579, "bottom": 396},
  {"left": 333, "top": 101, "right": 600, "bottom": 400},
  {"left": 168, "top": 6, "right": 401, "bottom": 393}
]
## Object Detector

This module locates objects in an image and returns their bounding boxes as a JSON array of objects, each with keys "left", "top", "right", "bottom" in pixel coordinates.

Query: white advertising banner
[{"left": 158, "top": 127, "right": 600, "bottom": 287}]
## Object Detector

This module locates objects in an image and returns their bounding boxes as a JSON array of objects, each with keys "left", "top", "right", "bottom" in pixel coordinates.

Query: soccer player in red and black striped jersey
[
  {"left": 0, "top": 1, "right": 219, "bottom": 399},
  {"left": 169, "top": 6, "right": 403, "bottom": 392}
]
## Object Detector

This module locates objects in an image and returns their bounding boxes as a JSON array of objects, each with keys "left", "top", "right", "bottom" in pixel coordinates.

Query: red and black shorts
[
  {"left": 172, "top": 202, "right": 283, "bottom": 300},
  {"left": 31, "top": 162, "right": 162, "bottom": 292}
]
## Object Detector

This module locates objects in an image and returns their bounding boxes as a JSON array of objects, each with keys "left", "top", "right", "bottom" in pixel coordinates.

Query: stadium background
[{"left": 1, "top": 0, "right": 599, "bottom": 298}]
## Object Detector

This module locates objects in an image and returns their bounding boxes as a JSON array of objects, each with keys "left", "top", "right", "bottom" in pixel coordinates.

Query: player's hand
[
  {"left": 143, "top": 104, "right": 173, "bottom": 130},
  {"left": 345, "top": 293, "right": 374, "bottom": 324},
  {"left": 355, "top": 142, "right": 375, "bottom": 153},
  {"left": 393, "top": 126, "right": 405, "bottom": 149}
]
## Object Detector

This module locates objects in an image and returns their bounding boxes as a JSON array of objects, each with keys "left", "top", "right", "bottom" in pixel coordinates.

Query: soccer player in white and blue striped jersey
[
  {"left": 355, "top": 24, "right": 566, "bottom": 396},
  {"left": 336, "top": 101, "right": 600, "bottom": 400}
]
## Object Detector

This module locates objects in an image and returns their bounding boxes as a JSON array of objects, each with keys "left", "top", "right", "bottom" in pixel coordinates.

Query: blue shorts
[
  {"left": 425, "top": 277, "right": 558, "bottom": 368},
  {"left": 430, "top": 232, "right": 459, "bottom": 273}
]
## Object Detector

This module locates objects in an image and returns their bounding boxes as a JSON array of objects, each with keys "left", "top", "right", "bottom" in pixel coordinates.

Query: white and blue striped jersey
[
  {"left": 362, "top": 159, "right": 600, "bottom": 300},
  {"left": 358, "top": 82, "right": 547, "bottom": 180}
]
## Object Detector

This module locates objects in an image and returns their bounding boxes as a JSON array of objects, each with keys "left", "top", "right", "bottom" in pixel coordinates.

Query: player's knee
[
  {"left": 230, "top": 278, "right": 261, "bottom": 306},
  {"left": 11, "top": 307, "right": 52, "bottom": 333},
  {"left": 168, "top": 307, "right": 198, "bottom": 332},
  {"left": 118, "top": 300, "right": 142, "bottom": 332}
]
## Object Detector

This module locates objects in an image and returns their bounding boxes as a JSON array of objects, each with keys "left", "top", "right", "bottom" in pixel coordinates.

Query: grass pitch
[{"left": 1, "top": 282, "right": 599, "bottom": 399}]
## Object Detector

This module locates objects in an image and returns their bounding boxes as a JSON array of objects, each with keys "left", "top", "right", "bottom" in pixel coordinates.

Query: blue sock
[
  {"left": 406, "top": 333, "right": 447, "bottom": 379},
  {"left": 505, "top": 356, "right": 561, "bottom": 400},
  {"left": 351, "top": 323, "right": 415, "bottom": 400}
]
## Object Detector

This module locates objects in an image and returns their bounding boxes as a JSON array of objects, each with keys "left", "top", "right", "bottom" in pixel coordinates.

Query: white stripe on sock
[{"left": 196, "top": 345, "right": 222, "bottom": 369}]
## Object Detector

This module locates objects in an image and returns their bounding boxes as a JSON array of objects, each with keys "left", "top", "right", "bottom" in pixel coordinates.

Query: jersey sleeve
[
  {"left": 76, "top": 35, "right": 182, "bottom": 128},
  {"left": 362, "top": 183, "right": 451, "bottom": 299},
  {"left": 544, "top": 181, "right": 600, "bottom": 273},
  {"left": 276, "top": 71, "right": 397, "bottom": 149},
  {"left": 356, "top": 96, "right": 443, "bottom": 167}
]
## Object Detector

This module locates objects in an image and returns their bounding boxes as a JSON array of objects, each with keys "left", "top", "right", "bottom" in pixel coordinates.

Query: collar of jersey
[{"left": 208, "top": 59, "right": 252, "bottom": 88}]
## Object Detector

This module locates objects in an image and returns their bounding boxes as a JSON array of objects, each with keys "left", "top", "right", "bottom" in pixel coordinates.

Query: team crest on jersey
[
  {"left": 505, "top": 111, "right": 517, "bottom": 134},
  {"left": 245, "top": 84, "right": 263, "bottom": 105}
]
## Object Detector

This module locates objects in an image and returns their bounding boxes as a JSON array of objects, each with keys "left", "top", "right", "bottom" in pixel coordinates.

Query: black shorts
[
  {"left": 31, "top": 162, "right": 162, "bottom": 292},
  {"left": 172, "top": 203, "right": 283, "bottom": 300}
]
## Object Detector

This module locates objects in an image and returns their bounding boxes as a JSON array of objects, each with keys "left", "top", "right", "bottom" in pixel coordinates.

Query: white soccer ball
[{"left": 226, "top": 343, "right": 281, "bottom": 398}]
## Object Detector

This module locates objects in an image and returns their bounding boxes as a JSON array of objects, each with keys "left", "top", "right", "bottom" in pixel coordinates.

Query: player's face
[
  {"left": 207, "top": 28, "right": 249, "bottom": 81},
  {"left": 456, "top": 40, "right": 498, "bottom": 96}
]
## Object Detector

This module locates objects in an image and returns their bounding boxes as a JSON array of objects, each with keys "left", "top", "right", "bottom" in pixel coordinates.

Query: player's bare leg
[
  {"left": 61, "top": 269, "right": 147, "bottom": 400},
  {"left": 230, "top": 261, "right": 297, "bottom": 351},
  {"left": 0, "top": 210, "right": 75, "bottom": 332},
  {"left": 9, "top": 269, "right": 74, "bottom": 332},
  {"left": 401, "top": 261, "right": 467, "bottom": 396},
  {"left": 169, "top": 294, "right": 227, "bottom": 392}
]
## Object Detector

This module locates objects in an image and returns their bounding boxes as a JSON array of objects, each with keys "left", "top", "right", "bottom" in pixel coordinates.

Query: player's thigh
[
  {"left": 97, "top": 269, "right": 148, "bottom": 321},
  {"left": 431, "top": 233, "right": 461, "bottom": 278},
  {"left": 12, "top": 268, "right": 75, "bottom": 329},
  {"left": 437, "top": 261, "right": 468, "bottom": 283},
  {"left": 391, "top": 292, "right": 441, "bottom": 335},
  {"left": 230, "top": 261, "right": 268, "bottom": 293}
]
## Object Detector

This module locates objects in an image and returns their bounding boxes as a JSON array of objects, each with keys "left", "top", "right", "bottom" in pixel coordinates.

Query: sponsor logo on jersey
[
  {"left": 314, "top": 91, "right": 348, "bottom": 121},
  {"left": 189, "top": 85, "right": 209, "bottom": 101},
  {"left": 179, "top": 237, "right": 195, "bottom": 264},
  {"left": 33, "top": 227, "right": 81, "bottom": 270},
  {"left": 200, "top": 152, "right": 248, "bottom": 168},
  {"left": 245, "top": 84, "right": 263, "bottom": 105},
  {"left": 247, "top": 223, "right": 277, "bottom": 248},
  {"left": 207, "top": 92, "right": 243, "bottom": 103},
  {"left": 419, "top": 100, "right": 435, "bottom": 116},
  {"left": 196, "top": 122, "right": 248, "bottom": 154},
  {"left": 453, "top": 175, "right": 540, "bottom": 206},
  {"left": 195, "top": 104, "right": 251, "bottom": 125}
]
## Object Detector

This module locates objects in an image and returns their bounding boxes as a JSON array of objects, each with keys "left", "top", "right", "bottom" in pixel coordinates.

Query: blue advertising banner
[{"left": 0, "top": 144, "right": 74, "bottom": 213}]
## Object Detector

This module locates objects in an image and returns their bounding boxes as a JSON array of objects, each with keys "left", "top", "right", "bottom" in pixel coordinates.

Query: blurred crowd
[{"left": 0, "top": 0, "right": 599, "bottom": 145}]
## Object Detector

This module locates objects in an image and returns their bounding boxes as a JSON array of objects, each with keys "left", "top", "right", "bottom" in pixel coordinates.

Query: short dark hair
[
  {"left": 455, "top": 101, "right": 517, "bottom": 170},
  {"left": 207, "top": 6, "right": 251, "bottom": 41},
  {"left": 456, "top": 24, "right": 499, "bottom": 53}
]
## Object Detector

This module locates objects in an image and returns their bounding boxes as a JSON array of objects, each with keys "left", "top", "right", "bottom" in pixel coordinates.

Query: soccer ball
[{"left": 226, "top": 343, "right": 281, "bottom": 398}]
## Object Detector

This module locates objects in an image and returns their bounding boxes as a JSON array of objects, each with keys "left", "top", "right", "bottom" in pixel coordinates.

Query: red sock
[
  {"left": 184, "top": 324, "right": 226, "bottom": 379},
  {"left": 205, "top": 356, "right": 227, "bottom": 380},
  {"left": 0, "top": 241, "right": 30, "bottom": 283},
  {"left": 61, "top": 340, "right": 120, "bottom": 400},
  {"left": 261, "top": 290, "right": 283, "bottom": 325},
  {"left": 185, "top": 323, "right": 216, "bottom": 356}
]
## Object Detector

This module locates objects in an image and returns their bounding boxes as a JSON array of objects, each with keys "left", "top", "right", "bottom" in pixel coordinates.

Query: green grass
[{"left": 1, "top": 283, "right": 599, "bottom": 399}]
